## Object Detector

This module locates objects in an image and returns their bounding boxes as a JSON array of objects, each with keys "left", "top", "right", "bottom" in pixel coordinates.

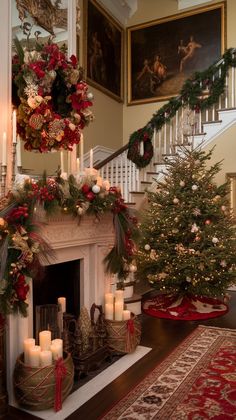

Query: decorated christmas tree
[{"left": 136, "top": 147, "right": 236, "bottom": 301}]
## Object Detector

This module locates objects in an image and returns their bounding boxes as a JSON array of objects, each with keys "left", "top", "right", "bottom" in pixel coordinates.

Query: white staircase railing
[{"left": 96, "top": 49, "right": 236, "bottom": 204}]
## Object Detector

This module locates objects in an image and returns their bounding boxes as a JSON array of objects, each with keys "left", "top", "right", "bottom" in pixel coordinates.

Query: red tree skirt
[{"left": 142, "top": 294, "right": 228, "bottom": 320}]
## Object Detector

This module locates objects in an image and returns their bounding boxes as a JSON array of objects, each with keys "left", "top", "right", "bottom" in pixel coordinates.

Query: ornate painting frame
[
  {"left": 83, "top": 0, "right": 124, "bottom": 102},
  {"left": 127, "top": 1, "right": 226, "bottom": 105}
]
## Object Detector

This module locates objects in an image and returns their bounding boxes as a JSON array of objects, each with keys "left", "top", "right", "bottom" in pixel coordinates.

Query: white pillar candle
[
  {"left": 28, "top": 345, "right": 41, "bottom": 367},
  {"left": 40, "top": 350, "right": 53, "bottom": 367},
  {"left": 105, "top": 303, "right": 114, "bottom": 320},
  {"left": 51, "top": 339, "right": 63, "bottom": 360},
  {"left": 123, "top": 310, "right": 131, "bottom": 320},
  {"left": 89, "top": 148, "right": 93, "bottom": 169},
  {"left": 12, "top": 110, "right": 17, "bottom": 144},
  {"left": 76, "top": 157, "right": 80, "bottom": 173},
  {"left": 16, "top": 135, "right": 21, "bottom": 167},
  {"left": 115, "top": 301, "right": 123, "bottom": 321},
  {"left": 60, "top": 151, "right": 64, "bottom": 172},
  {"left": 58, "top": 297, "right": 66, "bottom": 313},
  {"left": 39, "top": 330, "right": 51, "bottom": 351},
  {"left": 140, "top": 141, "right": 144, "bottom": 156},
  {"left": 23, "top": 338, "right": 35, "bottom": 365},
  {"left": 80, "top": 133, "right": 84, "bottom": 172},
  {"left": 115, "top": 290, "right": 124, "bottom": 302},
  {"left": 105, "top": 293, "right": 114, "bottom": 305},
  {"left": 2, "top": 132, "right": 7, "bottom": 166}
]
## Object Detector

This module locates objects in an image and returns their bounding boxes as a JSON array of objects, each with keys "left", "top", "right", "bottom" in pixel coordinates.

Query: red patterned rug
[
  {"left": 101, "top": 326, "right": 236, "bottom": 419},
  {"left": 142, "top": 294, "right": 228, "bottom": 320}
]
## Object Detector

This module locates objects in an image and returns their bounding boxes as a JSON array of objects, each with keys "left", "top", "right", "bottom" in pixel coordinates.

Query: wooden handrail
[{"left": 94, "top": 143, "right": 129, "bottom": 170}]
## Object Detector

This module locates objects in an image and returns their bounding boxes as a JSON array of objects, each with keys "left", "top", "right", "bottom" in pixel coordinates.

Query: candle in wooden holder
[
  {"left": 39, "top": 330, "right": 51, "bottom": 351},
  {"left": 23, "top": 338, "right": 35, "bottom": 365},
  {"left": 115, "top": 290, "right": 124, "bottom": 302},
  {"left": 28, "top": 345, "right": 41, "bottom": 367},
  {"left": 115, "top": 301, "right": 123, "bottom": 321},
  {"left": 40, "top": 350, "right": 53, "bottom": 367},
  {"left": 51, "top": 338, "right": 63, "bottom": 360},
  {"left": 105, "top": 293, "right": 114, "bottom": 305},
  {"left": 105, "top": 303, "right": 113, "bottom": 320},
  {"left": 58, "top": 297, "right": 66, "bottom": 313},
  {"left": 123, "top": 310, "right": 131, "bottom": 320}
]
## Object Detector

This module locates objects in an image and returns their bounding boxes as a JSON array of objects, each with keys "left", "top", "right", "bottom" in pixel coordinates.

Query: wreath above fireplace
[{"left": 12, "top": 38, "right": 94, "bottom": 152}]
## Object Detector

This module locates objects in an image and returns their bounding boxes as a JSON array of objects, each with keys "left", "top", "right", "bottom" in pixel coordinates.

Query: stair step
[
  {"left": 141, "top": 181, "right": 152, "bottom": 185},
  {"left": 129, "top": 191, "right": 145, "bottom": 194},
  {"left": 146, "top": 171, "right": 160, "bottom": 175},
  {"left": 203, "top": 119, "right": 222, "bottom": 125},
  {"left": 217, "top": 107, "right": 236, "bottom": 112}
]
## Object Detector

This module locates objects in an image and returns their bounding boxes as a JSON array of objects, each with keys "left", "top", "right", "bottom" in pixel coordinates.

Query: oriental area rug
[{"left": 101, "top": 325, "right": 236, "bottom": 419}]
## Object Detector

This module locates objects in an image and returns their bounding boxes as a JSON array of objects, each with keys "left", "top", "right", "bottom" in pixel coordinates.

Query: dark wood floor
[{"left": 3, "top": 291, "right": 236, "bottom": 420}]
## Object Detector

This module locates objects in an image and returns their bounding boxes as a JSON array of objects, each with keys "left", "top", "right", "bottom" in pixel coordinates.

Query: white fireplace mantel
[{"left": 6, "top": 212, "right": 115, "bottom": 405}]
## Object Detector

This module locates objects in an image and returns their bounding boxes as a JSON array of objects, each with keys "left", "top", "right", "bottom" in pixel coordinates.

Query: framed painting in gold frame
[
  {"left": 127, "top": 1, "right": 226, "bottom": 105},
  {"left": 83, "top": 0, "right": 124, "bottom": 102}
]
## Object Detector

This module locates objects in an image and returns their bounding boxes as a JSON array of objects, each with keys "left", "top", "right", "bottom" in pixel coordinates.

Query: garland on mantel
[
  {"left": 128, "top": 48, "right": 236, "bottom": 168},
  {"left": 0, "top": 171, "right": 137, "bottom": 318}
]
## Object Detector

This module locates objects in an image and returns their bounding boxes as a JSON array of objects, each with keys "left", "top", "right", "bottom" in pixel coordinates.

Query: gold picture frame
[
  {"left": 127, "top": 1, "right": 226, "bottom": 105},
  {"left": 83, "top": 0, "right": 124, "bottom": 102}
]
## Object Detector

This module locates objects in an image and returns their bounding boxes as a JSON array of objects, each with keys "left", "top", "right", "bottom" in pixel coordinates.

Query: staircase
[{"left": 95, "top": 49, "right": 236, "bottom": 208}]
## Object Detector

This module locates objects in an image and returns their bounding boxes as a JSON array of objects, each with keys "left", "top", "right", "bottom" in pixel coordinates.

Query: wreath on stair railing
[
  {"left": 127, "top": 48, "right": 236, "bottom": 169},
  {"left": 127, "top": 127, "right": 154, "bottom": 169},
  {"left": 12, "top": 37, "right": 94, "bottom": 152}
]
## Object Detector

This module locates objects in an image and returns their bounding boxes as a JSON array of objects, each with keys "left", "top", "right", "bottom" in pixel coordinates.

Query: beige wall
[
  {"left": 204, "top": 124, "right": 236, "bottom": 185},
  {"left": 123, "top": 0, "right": 236, "bottom": 144},
  {"left": 84, "top": 84, "right": 123, "bottom": 152}
]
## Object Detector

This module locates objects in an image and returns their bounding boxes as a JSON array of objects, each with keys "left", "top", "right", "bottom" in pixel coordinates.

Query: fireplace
[
  {"left": 6, "top": 213, "right": 115, "bottom": 405},
  {"left": 33, "top": 259, "right": 81, "bottom": 318}
]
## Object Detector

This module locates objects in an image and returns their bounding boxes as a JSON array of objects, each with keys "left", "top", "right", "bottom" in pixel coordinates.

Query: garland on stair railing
[{"left": 128, "top": 48, "right": 236, "bottom": 169}]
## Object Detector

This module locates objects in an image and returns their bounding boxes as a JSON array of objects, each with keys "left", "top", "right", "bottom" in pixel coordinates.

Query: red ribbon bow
[
  {"left": 54, "top": 357, "right": 67, "bottom": 412},
  {"left": 127, "top": 319, "right": 135, "bottom": 334}
]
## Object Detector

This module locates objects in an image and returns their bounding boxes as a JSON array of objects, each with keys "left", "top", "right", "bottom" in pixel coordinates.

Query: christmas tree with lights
[{"left": 136, "top": 147, "right": 236, "bottom": 302}]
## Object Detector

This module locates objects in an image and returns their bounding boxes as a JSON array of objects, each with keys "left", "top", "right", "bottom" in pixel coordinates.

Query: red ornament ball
[
  {"left": 205, "top": 220, "right": 211, "bottom": 225},
  {"left": 82, "top": 184, "right": 90, "bottom": 194},
  {"left": 86, "top": 191, "right": 95, "bottom": 201}
]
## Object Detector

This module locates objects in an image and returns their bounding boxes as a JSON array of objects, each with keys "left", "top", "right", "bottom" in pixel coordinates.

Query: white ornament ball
[
  {"left": 144, "top": 244, "right": 151, "bottom": 251},
  {"left": 129, "top": 264, "right": 137, "bottom": 273},
  {"left": 77, "top": 207, "right": 84, "bottom": 216},
  {"left": 221, "top": 205, "right": 226, "bottom": 212},
  {"left": 192, "top": 184, "right": 198, "bottom": 191},
  {"left": 186, "top": 276, "right": 191, "bottom": 283},
  {"left": 173, "top": 197, "right": 179, "bottom": 204},
  {"left": 87, "top": 92, "right": 94, "bottom": 100},
  {"left": 179, "top": 180, "right": 185, "bottom": 187},
  {"left": 212, "top": 237, "right": 219, "bottom": 244},
  {"left": 92, "top": 184, "right": 101, "bottom": 194}
]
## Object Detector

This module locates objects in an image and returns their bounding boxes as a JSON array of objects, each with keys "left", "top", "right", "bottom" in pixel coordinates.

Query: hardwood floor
[{"left": 3, "top": 291, "right": 236, "bottom": 420}]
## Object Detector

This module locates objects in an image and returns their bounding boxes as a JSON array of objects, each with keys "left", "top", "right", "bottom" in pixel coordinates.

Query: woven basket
[
  {"left": 13, "top": 351, "right": 74, "bottom": 411},
  {"left": 104, "top": 315, "right": 141, "bottom": 354}
]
